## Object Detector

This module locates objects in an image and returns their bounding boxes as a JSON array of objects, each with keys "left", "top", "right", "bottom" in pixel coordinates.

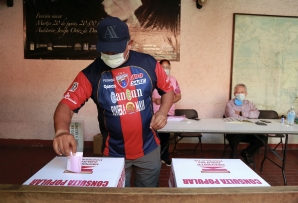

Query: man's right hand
[{"left": 53, "top": 133, "right": 77, "bottom": 157}]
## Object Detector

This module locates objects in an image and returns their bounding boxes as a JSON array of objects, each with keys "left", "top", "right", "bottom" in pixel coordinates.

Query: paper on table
[
  {"left": 167, "top": 116, "right": 186, "bottom": 121},
  {"left": 223, "top": 118, "right": 253, "bottom": 123},
  {"left": 67, "top": 152, "right": 83, "bottom": 173}
]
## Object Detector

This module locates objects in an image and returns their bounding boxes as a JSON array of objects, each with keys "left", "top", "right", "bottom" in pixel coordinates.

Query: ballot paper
[
  {"left": 167, "top": 116, "right": 186, "bottom": 121},
  {"left": 67, "top": 152, "right": 83, "bottom": 173}
]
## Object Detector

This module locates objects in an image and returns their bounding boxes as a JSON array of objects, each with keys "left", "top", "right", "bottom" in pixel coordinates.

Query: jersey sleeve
[
  {"left": 60, "top": 71, "right": 92, "bottom": 112},
  {"left": 155, "top": 62, "right": 173, "bottom": 95}
]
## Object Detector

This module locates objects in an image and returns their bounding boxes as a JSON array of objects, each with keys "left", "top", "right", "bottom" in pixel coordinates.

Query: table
[{"left": 159, "top": 118, "right": 298, "bottom": 185}]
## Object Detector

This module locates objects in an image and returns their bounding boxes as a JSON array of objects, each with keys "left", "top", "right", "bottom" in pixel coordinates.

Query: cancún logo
[
  {"left": 116, "top": 74, "right": 129, "bottom": 88},
  {"left": 110, "top": 89, "right": 143, "bottom": 104}
]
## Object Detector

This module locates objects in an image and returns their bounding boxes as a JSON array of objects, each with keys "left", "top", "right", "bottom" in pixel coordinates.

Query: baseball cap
[{"left": 96, "top": 17, "right": 130, "bottom": 53}]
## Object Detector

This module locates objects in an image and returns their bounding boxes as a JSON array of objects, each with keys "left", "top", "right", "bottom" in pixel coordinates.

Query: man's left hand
[{"left": 150, "top": 110, "right": 167, "bottom": 130}]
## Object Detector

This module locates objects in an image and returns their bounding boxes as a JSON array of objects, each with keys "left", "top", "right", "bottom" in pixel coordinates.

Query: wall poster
[
  {"left": 231, "top": 13, "right": 298, "bottom": 115},
  {"left": 23, "top": 0, "right": 181, "bottom": 60}
]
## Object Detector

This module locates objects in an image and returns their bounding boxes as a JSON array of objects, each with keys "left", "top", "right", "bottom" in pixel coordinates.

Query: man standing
[
  {"left": 53, "top": 17, "right": 174, "bottom": 187},
  {"left": 225, "top": 84, "right": 268, "bottom": 165}
]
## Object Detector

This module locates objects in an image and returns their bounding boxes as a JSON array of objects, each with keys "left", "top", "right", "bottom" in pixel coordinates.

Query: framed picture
[
  {"left": 231, "top": 13, "right": 298, "bottom": 115},
  {"left": 23, "top": 0, "right": 181, "bottom": 60}
]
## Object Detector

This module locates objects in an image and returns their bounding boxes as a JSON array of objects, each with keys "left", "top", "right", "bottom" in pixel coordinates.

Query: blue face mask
[{"left": 234, "top": 98, "right": 243, "bottom": 106}]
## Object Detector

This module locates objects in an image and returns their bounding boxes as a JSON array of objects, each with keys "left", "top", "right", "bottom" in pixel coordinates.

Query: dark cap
[{"left": 96, "top": 17, "right": 130, "bottom": 53}]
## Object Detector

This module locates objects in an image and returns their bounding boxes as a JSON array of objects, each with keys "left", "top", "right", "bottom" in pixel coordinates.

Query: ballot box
[
  {"left": 23, "top": 157, "right": 125, "bottom": 187},
  {"left": 169, "top": 158, "right": 270, "bottom": 188}
]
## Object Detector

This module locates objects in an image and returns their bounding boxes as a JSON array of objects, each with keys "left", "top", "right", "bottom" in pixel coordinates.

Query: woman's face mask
[
  {"left": 164, "top": 69, "right": 170, "bottom": 75},
  {"left": 162, "top": 63, "right": 171, "bottom": 75},
  {"left": 101, "top": 51, "right": 129, "bottom": 68}
]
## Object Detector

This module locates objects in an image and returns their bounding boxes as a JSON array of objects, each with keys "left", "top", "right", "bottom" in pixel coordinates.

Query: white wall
[{"left": 0, "top": 0, "right": 297, "bottom": 144}]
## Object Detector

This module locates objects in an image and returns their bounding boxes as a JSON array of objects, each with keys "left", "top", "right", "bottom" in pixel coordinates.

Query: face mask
[
  {"left": 234, "top": 98, "right": 243, "bottom": 106},
  {"left": 164, "top": 69, "right": 170, "bottom": 75},
  {"left": 235, "top": 93, "right": 245, "bottom": 101},
  {"left": 101, "top": 51, "right": 128, "bottom": 68}
]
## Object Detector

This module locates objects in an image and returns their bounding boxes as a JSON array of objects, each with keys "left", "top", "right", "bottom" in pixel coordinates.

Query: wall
[{"left": 0, "top": 0, "right": 297, "bottom": 143}]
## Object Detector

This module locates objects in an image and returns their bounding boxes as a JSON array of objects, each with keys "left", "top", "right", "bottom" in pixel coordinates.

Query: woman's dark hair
[{"left": 159, "top": 59, "right": 170, "bottom": 65}]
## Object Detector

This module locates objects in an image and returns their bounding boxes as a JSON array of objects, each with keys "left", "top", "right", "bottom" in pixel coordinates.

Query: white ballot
[{"left": 67, "top": 152, "right": 83, "bottom": 173}]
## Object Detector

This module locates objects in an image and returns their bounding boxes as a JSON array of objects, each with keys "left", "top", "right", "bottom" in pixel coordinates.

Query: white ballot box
[
  {"left": 169, "top": 158, "right": 270, "bottom": 188},
  {"left": 23, "top": 157, "right": 125, "bottom": 187}
]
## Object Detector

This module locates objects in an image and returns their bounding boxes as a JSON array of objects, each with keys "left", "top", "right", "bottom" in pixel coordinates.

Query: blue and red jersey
[{"left": 61, "top": 51, "right": 173, "bottom": 159}]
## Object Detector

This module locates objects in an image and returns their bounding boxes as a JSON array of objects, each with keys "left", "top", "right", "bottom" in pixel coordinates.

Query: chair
[
  {"left": 258, "top": 110, "right": 284, "bottom": 152},
  {"left": 172, "top": 109, "right": 203, "bottom": 155}
]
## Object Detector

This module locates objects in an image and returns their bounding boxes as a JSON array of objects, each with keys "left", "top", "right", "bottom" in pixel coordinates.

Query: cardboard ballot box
[
  {"left": 169, "top": 158, "right": 270, "bottom": 188},
  {"left": 23, "top": 157, "right": 125, "bottom": 187}
]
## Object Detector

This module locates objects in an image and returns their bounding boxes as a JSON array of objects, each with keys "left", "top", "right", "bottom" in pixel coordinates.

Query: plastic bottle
[{"left": 287, "top": 106, "right": 296, "bottom": 126}]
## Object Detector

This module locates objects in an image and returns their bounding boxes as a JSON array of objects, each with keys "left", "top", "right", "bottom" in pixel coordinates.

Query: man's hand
[
  {"left": 235, "top": 111, "right": 241, "bottom": 115},
  {"left": 150, "top": 110, "right": 168, "bottom": 130},
  {"left": 53, "top": 133, "right": 77, "bottom": 157}
]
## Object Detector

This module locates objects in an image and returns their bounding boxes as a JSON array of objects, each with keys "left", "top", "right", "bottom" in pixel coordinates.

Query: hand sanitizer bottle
[{"left": 287, "top": 106, "right": 296, "bottom": 126}]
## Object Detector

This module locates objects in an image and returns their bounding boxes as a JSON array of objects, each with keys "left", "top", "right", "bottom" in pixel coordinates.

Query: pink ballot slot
[{"left": 67, "top": 152, "right": 83, "bottom": 173}]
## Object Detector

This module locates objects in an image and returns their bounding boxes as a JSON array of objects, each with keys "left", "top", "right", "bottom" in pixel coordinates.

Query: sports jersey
[
  {"left": 61, "top": 51, "right": 173, "bottom": 159},
  {"left": 152, "top": 75, "right": 181, "bottom": 116}
]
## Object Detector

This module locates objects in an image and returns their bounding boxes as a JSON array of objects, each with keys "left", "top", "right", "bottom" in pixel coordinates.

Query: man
[
  {"left": 152, "top": 59, "right": 181, "bottom": 166},
  {"left": 225, "top": 83, "right": 268, "bottom": 165},
  {"left": 53, "top": 17, "right": 174, "bottom": 187}
]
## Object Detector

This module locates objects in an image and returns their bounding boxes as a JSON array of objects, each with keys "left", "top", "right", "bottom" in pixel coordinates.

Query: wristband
[{"left": 55, "top": 131, "right": 69, "bottom": 138}]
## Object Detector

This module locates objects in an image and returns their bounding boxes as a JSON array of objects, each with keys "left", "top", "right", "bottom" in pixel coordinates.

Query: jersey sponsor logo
[
  {"left": 64, "top": 92, "right": 77, "bottom": 104},
  {"left": 130, "top": 78, "right": 146, "bottom": 86},
  {"left": 126, "top": 102, "right": 135, "bottom": 113},
  {"left": 116, "top": 74, "right": 129, "bottom": 88},
  {"left": 110, "top": 89, "right": 143, "bottom": 103},
  {"left": 69, "top": 82, "right": 79, "bottom": 92},
  {"left": 102, "top": 78, "right": 115, "bottom": 82},
  {"left": 104, "top": 84, "right": 116, "bottom": 89},
  {"left": 111, "top": 100, "right": 145, "bottom": 116},
  {"left": 126, "top": 89, "right": 132, "bottom": 101},
  {"left": 130, "top": 73, "right": 143, "bottom": 80},
  {"left": 110, "top": 92, "right": 117, "bottom": 104}
]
